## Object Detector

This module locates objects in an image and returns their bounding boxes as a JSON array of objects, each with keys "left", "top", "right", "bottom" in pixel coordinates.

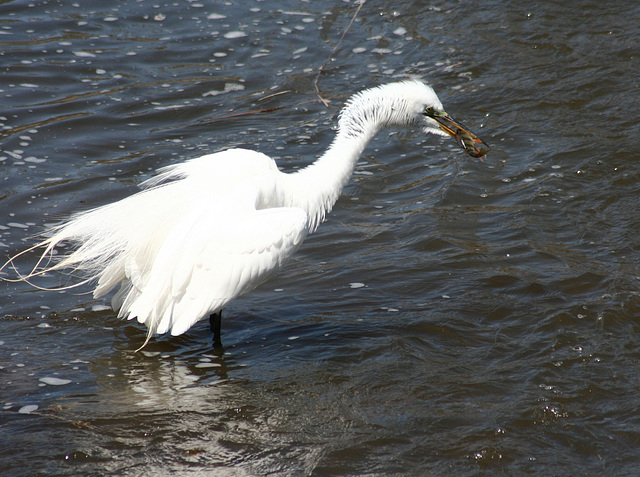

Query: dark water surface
[{"left": 2, "top": 0, "right": 640, "bottom": 475}]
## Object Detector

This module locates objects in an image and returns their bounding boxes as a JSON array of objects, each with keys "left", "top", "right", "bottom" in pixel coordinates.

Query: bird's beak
[{"left": 427, "top": 112, "right": 490, "bottom": 159}]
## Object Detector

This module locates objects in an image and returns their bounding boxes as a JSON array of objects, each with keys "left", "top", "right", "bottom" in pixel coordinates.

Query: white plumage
[{"left": 1, "top": 80, "right": 489, "bottom": 347}]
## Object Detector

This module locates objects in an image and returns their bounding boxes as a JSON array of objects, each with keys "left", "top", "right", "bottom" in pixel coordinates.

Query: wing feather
[
  {"left": 118, "top": 193, "right": 308, "bottom": 337},
  {"left": 13, "top": 148, "right": 309, "bottom": 341}
]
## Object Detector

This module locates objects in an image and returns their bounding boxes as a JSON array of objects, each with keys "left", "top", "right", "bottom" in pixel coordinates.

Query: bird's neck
[{"left": 287, "top": 110, "right": 380, "bottom": 232}]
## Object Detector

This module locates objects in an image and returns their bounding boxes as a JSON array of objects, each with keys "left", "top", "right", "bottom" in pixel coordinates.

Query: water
[{"left": 2, "top": 0, "right": 640, "bottom": 474}]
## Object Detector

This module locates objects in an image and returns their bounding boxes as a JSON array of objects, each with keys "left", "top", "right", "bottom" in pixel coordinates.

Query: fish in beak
[{"left": 424, "top": 108, "right": 490, "bottom": 159}]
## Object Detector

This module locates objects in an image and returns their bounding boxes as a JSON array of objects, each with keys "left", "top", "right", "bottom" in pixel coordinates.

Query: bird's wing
[
  {"left": 118, "top": 189, "right": 308, "bottom": 337},
  {"left": 26, "top": 148, "right": 306, "bottom": 339}
]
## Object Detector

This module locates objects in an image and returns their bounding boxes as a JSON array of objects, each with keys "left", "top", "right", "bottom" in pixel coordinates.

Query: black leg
[{"left": 209, "top": 311, "right": 222, "bottom": 347}]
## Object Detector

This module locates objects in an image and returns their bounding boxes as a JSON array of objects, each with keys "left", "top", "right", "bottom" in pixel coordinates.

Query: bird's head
[
  {"left": 395, "top": 80, "right": 490, "bottom": 159},
  {"left": 339, "top": 80, "right": 490, "bottom": 158}
]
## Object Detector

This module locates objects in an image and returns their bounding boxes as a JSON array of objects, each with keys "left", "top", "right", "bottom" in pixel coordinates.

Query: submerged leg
[{"left": 209, "top": 311, "right": 222, "bottom": 347}]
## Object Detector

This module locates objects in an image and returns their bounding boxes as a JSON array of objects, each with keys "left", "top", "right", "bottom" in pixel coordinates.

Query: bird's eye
[
  {"left": 423, "top": 107, "right": 446, "bottom": 118},
  {"left": 423, "top": 107, "right": 443, "bottom": 117}
]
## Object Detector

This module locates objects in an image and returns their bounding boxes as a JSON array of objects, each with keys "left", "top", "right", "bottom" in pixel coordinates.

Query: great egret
[{"left": 2, "top": 80, "right": 489, "bottom": 348}]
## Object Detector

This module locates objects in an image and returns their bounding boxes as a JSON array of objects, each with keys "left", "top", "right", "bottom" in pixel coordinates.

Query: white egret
[{"left": 1, "top": 80, "right": 489, "bottom": 348}]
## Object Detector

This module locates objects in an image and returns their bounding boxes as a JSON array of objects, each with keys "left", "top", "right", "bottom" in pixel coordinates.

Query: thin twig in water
[
  {"left": 200, "top": 99, "right": 321, "bottom": 125},
  {"left": 313, "top": 0, "right": 365, "bottom": 108},
  {"left": 204, "top": 1, "right": 365, "bottom": 124},
  {"left": 257, "top": 90, "right": 291, "bottom": 102}
]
